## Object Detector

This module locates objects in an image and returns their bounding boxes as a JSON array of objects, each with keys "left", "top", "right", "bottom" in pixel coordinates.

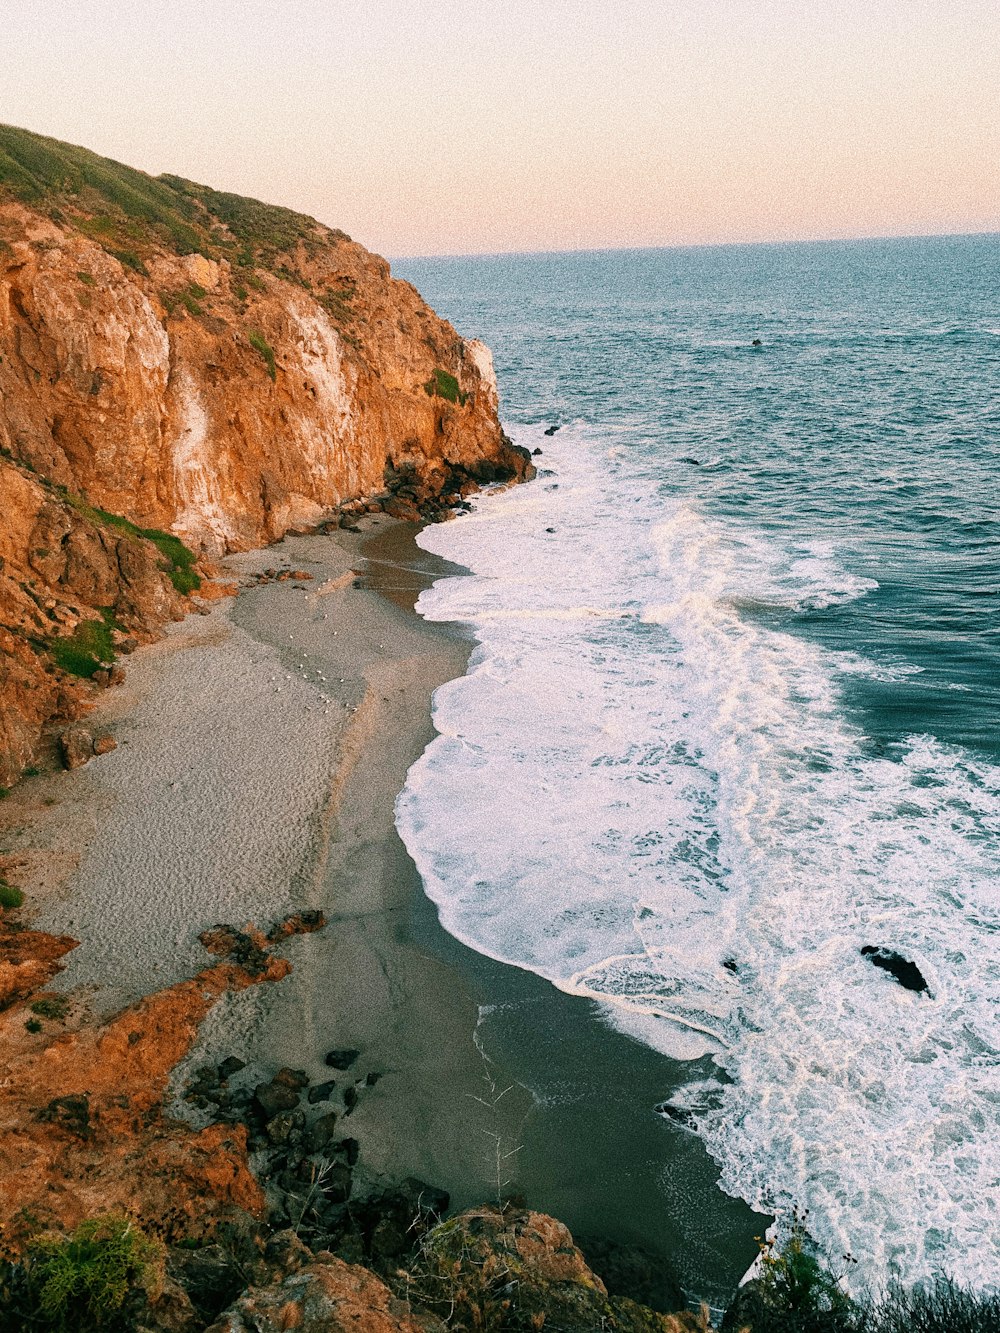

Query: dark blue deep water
[{"left": 394, "top": 237, "right": 1000, "bottom": 1290}]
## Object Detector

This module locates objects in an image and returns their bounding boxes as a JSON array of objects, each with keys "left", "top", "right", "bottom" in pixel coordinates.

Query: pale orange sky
[{"left": 2, "top": 0, "right": 998, "bottom": 256}]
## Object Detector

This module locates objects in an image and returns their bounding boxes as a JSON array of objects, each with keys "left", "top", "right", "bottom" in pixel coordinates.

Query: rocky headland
[{"left": 0, "top": 122, "right": 532, "bottom": 789}]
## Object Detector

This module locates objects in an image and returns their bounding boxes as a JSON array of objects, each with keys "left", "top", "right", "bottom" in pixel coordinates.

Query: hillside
[{"left": 0, "top": 125, "right": 532, "bottom": 786}]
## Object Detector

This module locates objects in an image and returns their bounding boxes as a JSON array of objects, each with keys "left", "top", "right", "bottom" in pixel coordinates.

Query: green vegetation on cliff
[
  {"left": 424, "top": 366, "right": 468, "bottom": 405},
  {"left": 0, "top": 123, "right": 348, "bottom": 274},
  {"left": 48, "top": 610, "right": 118, "bottom": 680},
  {"left": 61, "top": 492, "right": 200, "bottom": 595}
]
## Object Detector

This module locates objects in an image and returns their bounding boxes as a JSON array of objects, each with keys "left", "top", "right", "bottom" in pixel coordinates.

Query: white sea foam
[{"left": 397, "top": 425, "right": 1000, "bottom": 1292}]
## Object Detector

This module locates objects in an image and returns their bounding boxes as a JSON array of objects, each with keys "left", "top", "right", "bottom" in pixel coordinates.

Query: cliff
[{"left": 0, "top": 124, "right": 532, "bottom": 786}]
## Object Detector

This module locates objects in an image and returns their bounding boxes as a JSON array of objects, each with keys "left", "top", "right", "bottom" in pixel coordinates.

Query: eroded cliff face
[{"left": 0, "top": 125, "right": 532, "bottom": 785}]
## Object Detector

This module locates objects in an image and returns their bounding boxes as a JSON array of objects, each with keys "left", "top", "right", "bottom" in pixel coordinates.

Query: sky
[{"left": 1, "top": 0, "right": 998, "bottom": 257}]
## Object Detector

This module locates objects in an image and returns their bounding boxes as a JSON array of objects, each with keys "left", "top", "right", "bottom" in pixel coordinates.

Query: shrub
[
  {"left": 107, "top": 247, "right": 147, "bottom": 275},
  {"left": 31, "top": 995, "right": 69, "bottom": 1021},
  {"left": 722, "top": 1220, "right": 857, "bottom": 1333},
  {"left": 0, "top": 882, "right": 24, "bottom": 909},
  {"left": 862, "top": 1277, "right": 1000, "bottom": 1333},
  {"left": 18, "top": 1215, "right": 164, "bottom": 1331},
  {"left": 248, "top": 330, "right": 277, "bottom": 381}
]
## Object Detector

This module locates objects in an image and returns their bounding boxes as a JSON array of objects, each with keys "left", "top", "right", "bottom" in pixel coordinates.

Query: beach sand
[{"left": 0, "top": 515, "right": 764, "bottom": 1306}]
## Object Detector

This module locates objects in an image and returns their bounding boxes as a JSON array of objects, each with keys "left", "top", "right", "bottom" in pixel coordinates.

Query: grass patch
[
  {"left": 0, "top": 882, "right": 24, "bottom": 909},
  {"left": 248, "top": 330, "right": 277, "bottom": 381},
  {"left": 161, "top": 282, "right": 208, "bottom": 318},
  {"left": 60, "top": 494, "right": 200, "bottom": 594},
  {"left": 423, "top": 367, "right": 467, "bottom": 406},
  {"left": 48, "top": 610, "right": 117, "bottom": 679},
  {"left": 107, "top": 247, "right": 146, "bottom": 275},
  {"left": 31, "top": 995, "right": 69, "bottom": 1021},
  {"left": 75, "top": 270, "right": 94, "bottom": 286}
]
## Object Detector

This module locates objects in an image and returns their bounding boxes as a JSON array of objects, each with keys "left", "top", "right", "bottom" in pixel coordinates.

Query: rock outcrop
[
  {"left": 0, "top": 123, "right": 533, "bottom": 786},
  {"left": 0, "top": 914, "right": 322, "bottom": 1249}
]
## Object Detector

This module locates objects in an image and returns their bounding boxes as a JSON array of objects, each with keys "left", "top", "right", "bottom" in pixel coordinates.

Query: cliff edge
[{"left": 0, "top": 124, "right": 532, "bottom": 785}]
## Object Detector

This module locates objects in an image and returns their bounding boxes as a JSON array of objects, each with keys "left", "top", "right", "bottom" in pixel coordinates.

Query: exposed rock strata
[
  {"left": 0, "top": 915, "right": 317, "bottom": 1248},
  {"left": 0, "top": 125, "right": 533, "bottom": 786}
]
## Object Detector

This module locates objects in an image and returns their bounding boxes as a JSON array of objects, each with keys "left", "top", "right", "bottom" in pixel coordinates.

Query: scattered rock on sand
[
  {"left": 307, "top": 1079, "right": 338, "bottom": 1104},
  {"left": 325, "top": 1048, "right": 360, "bottom": 1071},
  {"left": 59, "top": 724, "right": 95, "bottom": 769},
  {"left": 254, "top": 1081, "right": 302, "bottom": 1119},
  {"left": 272, "top": 1067, "right": 310, "bottom": 1090},
  {"left": 93, "top": 734, "right": 117, "bottom": 756},
  {"left": 304, "top": 1111, "right": 339, "bottom": 1153}
]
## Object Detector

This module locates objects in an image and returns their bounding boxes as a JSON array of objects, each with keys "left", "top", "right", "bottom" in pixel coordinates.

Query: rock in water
[{"left": 861, "top": 945, "right": 930, "bottom": 994}]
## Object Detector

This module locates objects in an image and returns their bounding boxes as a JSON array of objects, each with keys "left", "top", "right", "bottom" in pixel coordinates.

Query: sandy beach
[{"left": 0, "top": 515, "right": 763, "bottom": 1307}]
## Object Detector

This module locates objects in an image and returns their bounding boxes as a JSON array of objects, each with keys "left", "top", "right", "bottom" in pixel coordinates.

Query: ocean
[{"left": 392, "top": 236, "right": 1000, "bottom": 1293}]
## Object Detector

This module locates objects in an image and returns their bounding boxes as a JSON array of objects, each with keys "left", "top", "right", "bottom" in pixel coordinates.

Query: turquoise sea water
[{"left": 394, "top": 236, "right": 1000, "bottom": 1291}]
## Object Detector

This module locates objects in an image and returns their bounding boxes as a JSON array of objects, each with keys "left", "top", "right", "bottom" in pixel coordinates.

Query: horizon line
[{"left": 389, "top": 227, "right": 1000, "bottom": 266}]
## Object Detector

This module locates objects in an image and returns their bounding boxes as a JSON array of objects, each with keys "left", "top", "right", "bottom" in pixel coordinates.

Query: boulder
[
  {"left": 404, "top": 1206, "right": 692, "bottom": 1332},
  {"left": 304, "top": 1111, "right": 339, "bottom": 1154},
  {"left": 93, "top": 733, "right": 118, "bottom": 756},
  {"left": 204, "top": 1256, "right": 444, "bottom": 1332},
  {"left": 59, "top": 724, "right": 94, "bottom": 769},
  {"left": 324, "top": 1049, "right": 360, "bottom": 1071},
  {"left": 254, "top": 1081, "right": 301, "bottom": 1119}
]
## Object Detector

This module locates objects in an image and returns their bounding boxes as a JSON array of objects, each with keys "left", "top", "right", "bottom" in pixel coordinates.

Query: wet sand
[{"left": 0, "top": 514, "right": 765, "bottom": 1306}]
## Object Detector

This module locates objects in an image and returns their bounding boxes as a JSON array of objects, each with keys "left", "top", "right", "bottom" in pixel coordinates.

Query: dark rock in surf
[
  {"left": 654, "top": 1102, "right": 697, "bottom": 1131},
  {"left": 532, "top": 447, "right": 543, "bottom": 455},
  {"left": 751, "top": 338, "right": 763, "bottom": 347},
  {"left": 678, "top": 457, "right": 701, "bottom": 466},
  {"left": 544, "top": 424, "right": 560, "bottom": 436},
  {"left": 861, "top": 946, "right": 929, "bottom": 994}
]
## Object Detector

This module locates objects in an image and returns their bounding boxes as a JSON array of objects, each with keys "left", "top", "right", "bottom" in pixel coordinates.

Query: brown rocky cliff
[{"left": 0, "top": 125, "right": 533, "bottom": 785}]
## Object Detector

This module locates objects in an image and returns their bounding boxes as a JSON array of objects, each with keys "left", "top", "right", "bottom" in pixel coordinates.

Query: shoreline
[{"left": 0, "top": 513, "right": 764, "bottom": 1307}]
